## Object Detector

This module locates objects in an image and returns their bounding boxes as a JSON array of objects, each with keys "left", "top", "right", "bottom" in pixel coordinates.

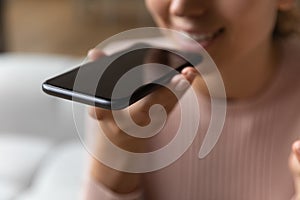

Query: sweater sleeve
[{"left": 80, "top": 176, "right": 143, "bottom": 200}]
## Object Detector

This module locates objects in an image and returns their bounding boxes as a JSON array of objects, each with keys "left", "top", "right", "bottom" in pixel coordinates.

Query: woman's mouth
[
  {"left": 174, "top": 27, "right": 225, "bottom": 50},
  {"left": 184, "top": 28, "right": 224, "bottom": 42}
]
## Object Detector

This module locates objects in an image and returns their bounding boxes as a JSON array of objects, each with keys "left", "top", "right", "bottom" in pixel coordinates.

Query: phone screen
[{"left": 43, "top": 44, "right": 202, "bottom": 109}]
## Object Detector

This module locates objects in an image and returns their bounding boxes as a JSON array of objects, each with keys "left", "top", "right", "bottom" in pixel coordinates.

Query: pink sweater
[{"left": 82, "top": 38, "right": 300, "bottom": 200}]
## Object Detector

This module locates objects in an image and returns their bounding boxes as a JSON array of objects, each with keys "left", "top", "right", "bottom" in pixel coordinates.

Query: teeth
[
  {"left": 183, "top": 30, "right": 218, "bottom": 42},
  {"left": 188, "top": 33, "right": 214, "bottom": 41}
]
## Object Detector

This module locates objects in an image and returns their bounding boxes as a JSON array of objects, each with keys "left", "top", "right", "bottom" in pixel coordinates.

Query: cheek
[
  {"left": 145, "top": 0, "right": 171, "bottom": 27},
  {"left": 218, "top": 0, "right": 278, "bottom": 47},
  {"left": 220, "top": 0, "right": 278, "bottom": 33},
  {"left": 210, "top": 0, "right": 278, "bottom": 65}
]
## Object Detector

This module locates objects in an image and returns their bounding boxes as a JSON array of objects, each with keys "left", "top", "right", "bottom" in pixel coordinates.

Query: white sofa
[{"left": 0, "top": 53, "right": 89, "bottom": 200}]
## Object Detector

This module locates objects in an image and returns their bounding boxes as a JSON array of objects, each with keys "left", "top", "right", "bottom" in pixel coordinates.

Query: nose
[{"left": 169, "top": 0, "right": 206, "bottom": 17}]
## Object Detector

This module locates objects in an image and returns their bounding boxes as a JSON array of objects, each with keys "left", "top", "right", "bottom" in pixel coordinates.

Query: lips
[
  {"left": 171, "top": 27, "right": 225, "bottom": 50},
  {"left": 181, "top": 28, "right": 225, "bottom": 43}
]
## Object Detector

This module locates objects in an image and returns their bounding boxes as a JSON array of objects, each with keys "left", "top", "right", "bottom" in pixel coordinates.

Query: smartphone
[{"left": 42, "top": 43, "right": 202, "bottom": 110}]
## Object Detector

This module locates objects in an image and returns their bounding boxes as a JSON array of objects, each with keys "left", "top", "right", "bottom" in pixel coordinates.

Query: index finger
[{"left": 87, "top": 49, "right": 106, "bottom": 61}]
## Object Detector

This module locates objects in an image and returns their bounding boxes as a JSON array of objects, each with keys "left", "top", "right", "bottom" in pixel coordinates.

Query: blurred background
[
  {"left": 1, "top": 0, "right": 154, "bottom": 55},
  {"left": 0, "top": 1, "right": 154, "bottom": 199}
]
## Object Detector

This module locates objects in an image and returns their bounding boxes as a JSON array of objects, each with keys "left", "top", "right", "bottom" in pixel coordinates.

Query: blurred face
[{"left": 145, "top": 0, "right": 286, "bottom": 67}]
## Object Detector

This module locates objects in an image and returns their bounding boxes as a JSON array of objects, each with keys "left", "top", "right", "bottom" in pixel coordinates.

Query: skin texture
[
  {"left": 145, "top": 0, "right": 282, "bottom": 99},
  {"left": 145, "top": 0, "right": 300, "bottom": 196},
  {"left": 88, "top": 49, "right": 197, "bottom": 193},
  {"left": 88, "top": 0, "right": 300, "bottom": 196}
]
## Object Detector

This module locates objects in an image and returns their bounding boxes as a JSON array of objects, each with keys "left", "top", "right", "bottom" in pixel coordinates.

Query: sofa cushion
[
  {"left": 16, "top": 141, "right": 87, "bottom": 200},
  {"left": 0, "top": 180, "right": 23, "bottom": 200},
  {"left": 0, "top": 134, "right": 53, "bottom": 199},
  {"left": 0, "top": 53, "right": 83, "bottom": 141}
]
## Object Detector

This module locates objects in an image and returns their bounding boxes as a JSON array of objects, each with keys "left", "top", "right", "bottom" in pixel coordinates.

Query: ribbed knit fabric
[{"left": 82, "top": 38, "right": 300, "bottom": 200}]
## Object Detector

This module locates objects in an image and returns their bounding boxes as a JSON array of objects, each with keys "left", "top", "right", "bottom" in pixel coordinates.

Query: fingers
[
  {"left": 181, "top": 67, "right": 199, "bottom": 83},
  {"left": 87, "top": 48, "right": 106, "bottom": 61},
  {"left": 88, "top": 106, "right": 112, "bottom": 121},
  {"left": 88, "top": 106, "right": 102, "bottom": 120},
  {"left": 133, "top": 66, "right": 198, "bottom": 114},
  {"left": 87, "top": 47, "right": 199, "bottom": 127},
  {"left": 86, "top": 48, "right": 110, "bottom": 120},
  {"left": 177, "top": 67, "right": 199, "bottom": 85}
]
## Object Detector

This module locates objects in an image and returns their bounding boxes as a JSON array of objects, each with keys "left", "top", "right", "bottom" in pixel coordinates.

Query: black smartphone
[{"left": 42, "top": 43, "right": 202, "bottom": 110}]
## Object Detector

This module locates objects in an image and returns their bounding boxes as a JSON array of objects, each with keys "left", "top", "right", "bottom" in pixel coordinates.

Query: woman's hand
[
  {"left": 88, "top": 48, "right": 198, "bottom": 151},
  {"left": 86, "top": 48, "right": 198, "bottom": 193},
  {"left": 289, "top": 141, "right": 300, "bottom": 199}
]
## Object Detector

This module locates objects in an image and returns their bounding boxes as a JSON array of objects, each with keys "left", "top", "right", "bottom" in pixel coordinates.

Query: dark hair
[{"left": 274, "top": 0, "right": 300, "bottom": 37}]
